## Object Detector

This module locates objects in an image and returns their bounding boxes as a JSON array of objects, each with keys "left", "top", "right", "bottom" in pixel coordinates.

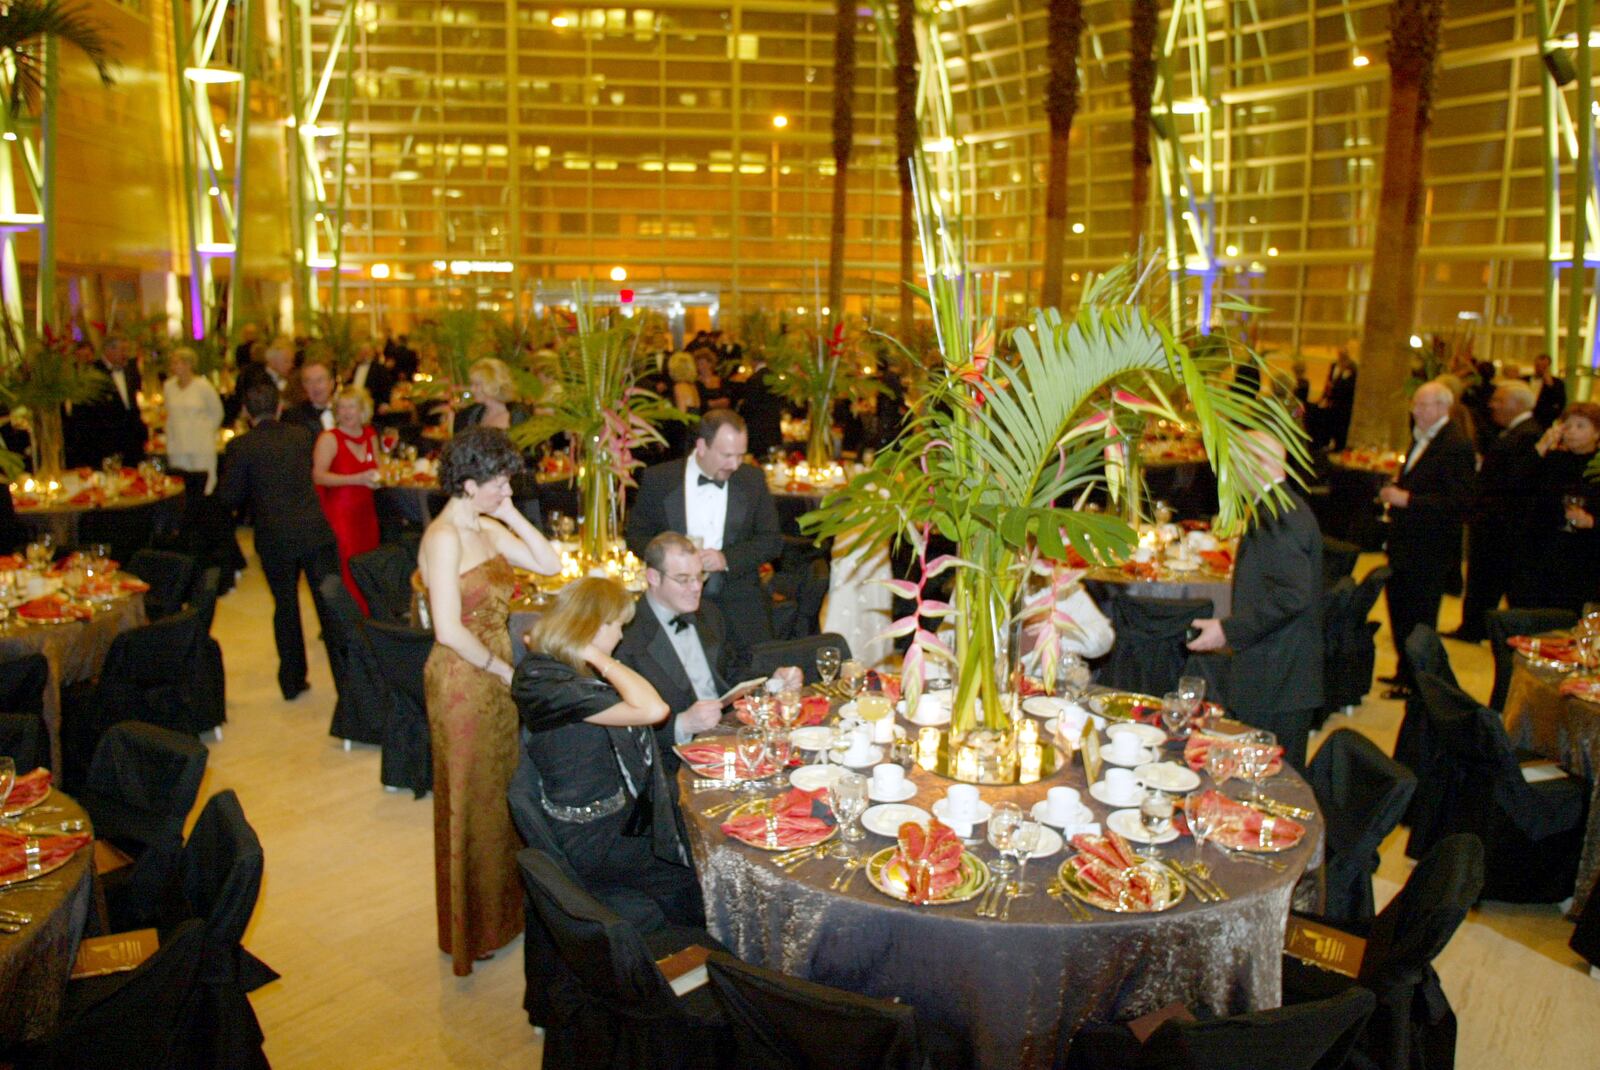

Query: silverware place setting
[
  {"left": 1046, "top": 880, "right": 1091, "bottom": 921},
  {"left": 830, "top": 856, "right": 865, "bottom": 891}
]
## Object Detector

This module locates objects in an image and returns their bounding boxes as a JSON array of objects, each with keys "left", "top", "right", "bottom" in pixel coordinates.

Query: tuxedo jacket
[
  {"left": 614, "top": 598, "right": 747, "bottom": 771},
  {"left": 1222, "top": 488, "right": 1324, "bottom": 716},
  {"left": 624, "top": 458, "right": 782, "bottom": 604},
  {"left": 1387, "top": 420, "right": 1476, "bottom": 574},
  {"left": 349, "top": 361, "right": 397, "bottom": 410},
  {"left": 66, "top": 360, "right": 146, "bottom": 467},
  {"left": 217, "top": 418, "right": 335, "bottom": 555},
  {"left": 282, "top": 400, "right": 331, "bottom": 439},
  {"left": 1472, "top": 417, "right": 1543, "bottom": 531}
]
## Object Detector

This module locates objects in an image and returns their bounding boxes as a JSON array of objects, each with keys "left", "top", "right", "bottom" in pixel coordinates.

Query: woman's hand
[
  {"left": 581, "top": 644, "right": 612, "bottom": 675},
  {"left": 1568, "top": 505, "right": 1595, "bottom": 530},
  {"left": 489, "top": 496, "right": 523, "bottom": 526},
  {"left": 1538, "top": 421, "right": 1564, "bottom": 456},
  {"left": 490, "top": 661, "right": 514, "bottom": 686}
]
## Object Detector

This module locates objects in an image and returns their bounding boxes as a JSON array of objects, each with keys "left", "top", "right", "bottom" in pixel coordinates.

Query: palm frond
[{"left": 0, "top": 0, "right": 115, "bottom": 114}]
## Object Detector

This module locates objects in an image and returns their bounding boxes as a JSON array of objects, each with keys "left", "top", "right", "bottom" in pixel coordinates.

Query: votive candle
[{"left": 955, "top": 746, "right": 978, "bottom": 782}]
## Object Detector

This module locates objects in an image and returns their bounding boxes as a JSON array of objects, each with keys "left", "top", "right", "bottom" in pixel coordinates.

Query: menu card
[
  {"left": 1284, "top": 914, "right": 1366, "bottom": 979},
  {"left": 71, "top": 929, "right": 158, "bottom": 980},
  {"left": 656, "top": 944, "right": 714, "bottom": 996},
  {"left": 1080, "top": 721, "right": 1102, "bottom": 785}
]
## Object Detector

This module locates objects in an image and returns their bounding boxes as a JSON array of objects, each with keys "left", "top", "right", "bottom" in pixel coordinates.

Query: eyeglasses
[{"left": 664, "top": 572, "right": 707, "bottom": 587}]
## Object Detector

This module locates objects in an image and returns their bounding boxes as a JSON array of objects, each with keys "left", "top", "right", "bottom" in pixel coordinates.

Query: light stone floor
[{"left": 190, "top": 540, "right": 1595, "bottom": 1068}]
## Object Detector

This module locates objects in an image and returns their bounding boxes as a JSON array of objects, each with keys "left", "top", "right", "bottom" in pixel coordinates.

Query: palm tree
[
  {"left": 1128, "top": 0, "right": 1158, "bottom": 245},
  {"left": 0, "top": 0, "right": 113, "bottom": 112},
  {"left": 1038, "top": 0, "right": 1084, "bottom": 312},
  {"left": 894, "top": 0, "right": 917, "bottom": 332},
  {"left": 826, "top": 0, "right": 856, "bottom": 331},
  {"left": 1349, "top": 0, "right": 1443, "bottom": 449}
]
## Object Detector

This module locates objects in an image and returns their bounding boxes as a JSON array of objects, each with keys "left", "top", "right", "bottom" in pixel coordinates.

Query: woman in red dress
[{"left": 313, "top": 385, "right": 382, "bottom": 613}]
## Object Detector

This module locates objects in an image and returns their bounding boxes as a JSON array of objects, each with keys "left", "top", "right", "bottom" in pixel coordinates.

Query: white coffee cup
[
  {"left": 1103, "top": 767, "right": 1138, "bottom": 802},
  {"left": 1108, "top": 732, "right": 1144, "bottom": 762},
  {"left": 1057, "top": 703, "right": 1090, "bottom": 736},
  {"left": 914, "top": 694, "right": 946, "bottom": 723},
  {"left": 1046, "top": 786, "right": 1081, "bottom": 824},
  {"left": 870, "top": 716, "right": 896, "bottom": 744},
  {"left": 870, "top": 764, "right": 905, "bottom": 796},
  {"left": 946, "top": 784, "right": 980, "bottom": 820}
]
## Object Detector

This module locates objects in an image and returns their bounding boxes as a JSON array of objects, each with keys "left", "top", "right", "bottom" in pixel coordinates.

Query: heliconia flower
[
  {"left": 917, "top": 599, "right": 955, "bottom": 617},
  {"left": 1112, "top": 387, "right": 1156, "bottom": 409},
  {"left": 915, "top": 628, "right": 954, "bottom": 659},
  {"left": 901, "top": 643, "right": 926, "bottom": 707},
  {"left": 879, "top": 614, "right": 921, "bottom": 640},
  {"left": 877, "top": 578, "right": 922, "bottom": 599},
  {"left": 923, "top": 554, "right": 974, "bottom": 578}
]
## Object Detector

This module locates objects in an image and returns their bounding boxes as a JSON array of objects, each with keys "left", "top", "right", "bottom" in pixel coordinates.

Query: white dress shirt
[
  {"left": 352, "top": 362, "right": 371, "bottom": 390},
  {"left": 646, "top": 594, "right": 719, "bottom": 744},
  {"left": 1403, "top": 415, "right": 1451, "bottom": 474},
  {"left": 683, "top": 454, "right": 729, "bottom": 551},
  {"left": 109, "top": 367, "right": 130, "bottom": 408}
]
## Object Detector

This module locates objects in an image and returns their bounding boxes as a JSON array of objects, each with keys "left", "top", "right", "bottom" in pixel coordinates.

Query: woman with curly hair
[{"left": 419, "top": 427, "right": 561, "bottom": 974}]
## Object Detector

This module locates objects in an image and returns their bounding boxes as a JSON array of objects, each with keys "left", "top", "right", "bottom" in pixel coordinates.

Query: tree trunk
[
  {"left": 1038, "top": 0, "right": 1083, "bottom": 312},
  {"left": 1349, "top": 0, "right": 1442, "bottom": 450},
  {"left": 1128, "top": 0, "right": 1158, "bottom": 246},
  {"left": 827, "top": 0, "right": 856, "bottom": 332},
  {"left": 895, "top": 0, "right": 917, "bottom": 331}
]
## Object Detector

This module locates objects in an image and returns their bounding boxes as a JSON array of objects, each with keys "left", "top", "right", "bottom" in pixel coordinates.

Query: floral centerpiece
[
  {"left": 0, "top": 323, "right": 109, "bottom": 478},
  {"left": 743, "top": 310, "right": 882, "bottom": 468}
]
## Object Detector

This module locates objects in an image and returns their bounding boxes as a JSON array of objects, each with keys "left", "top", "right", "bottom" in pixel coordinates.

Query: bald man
[
  {"left": 1186, "top": 433, "right": 1323, "bottom": 770},
  {"left": 1377, "top": 382, "right": 1477, "bottom": 696},
  {"left": 1451, "top": 380, "right": 1543, "bottom": 642}
]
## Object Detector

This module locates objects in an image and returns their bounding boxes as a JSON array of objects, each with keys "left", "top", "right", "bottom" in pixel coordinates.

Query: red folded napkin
[
  {"left": 17, "top": 595, "right": 87, "bottom": 621},
  {"left": 894, "top": 820, "right": 965, "bottom": 902},
  {"left": 4, "top": 768, "right": 50, "bottom": 810},
  {"left": 1067, "top": 831, "right": 1163, "bottom": 908},
  {"left": 1184, "top": 733, "right": 1283, "bottom": 777},
  {"left": 1199, "top": 549, "right": 1233, "bottom": 572},
  {"left": 1192, "top": 789, "right": 1304, "bottom": 851},
  {"left": 1559, "top": 675, "right": 1600, "bottom": 700},
  {"left": 676, "top": 742, "right": 777, "bottom": 778},
  {"left": 0, "top": 830, "right": 90, "bottom": 877},
  {"left": 1510, "top": 635, "right": 1580, "bottom": 663},
  {"left": 0, "top": 554, "right": 23, "bottom": 569},
  {"left": 68, "top": 490, "right": 102, "bottom": 507},
  {"left": 124, "top": 478, "right": 150, "bottom": 496},
  {"left": 118, "top": 577, "right": 151, "bottom": 594},
  {"left": 10, "top": 498, "right": 37, "bottom": 509},
  {"left": 719, "top": 787, "right": 834, "bottom": 848}
]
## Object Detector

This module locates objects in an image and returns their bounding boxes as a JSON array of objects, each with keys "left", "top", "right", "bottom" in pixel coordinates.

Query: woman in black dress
[{"left": 1517, "top": 401, "right": 1600, "bottom": 612}]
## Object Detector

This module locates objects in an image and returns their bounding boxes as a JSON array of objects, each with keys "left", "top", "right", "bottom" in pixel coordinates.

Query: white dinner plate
[
  {"left": 861, "top": 803, "right": 931, "bottom": 837},
  {"left": 1106, "top": 723, "right": 1167, "bottom": 748},
  {"left": 1106, "top": 808, "right": 1181, "bottom": 845},
  {"left": 1102, "top": 744, "right": 1160, "bottom": 768},
  {"left": 1089, "top": 781, "right": 1145, "bottom": 809},
  {"left": 789, "top": 765, "right": 842, "bottom": 792},
  {"left": 1031, "top": 800, "right": 1096, "bottom": 830},
  {"left": 1018, "top": 824, "right": 1064, "bottom": 860},
  {"left": 1021, "top": 696, "right": 1072, "bottom": 719},
  {"left": 930, "top": 798, "right": 994, "bottom": 828},
  {"left": 1134, "top": 762, "right": 1201, "bottom": 793},
  {"left": 790, "top": 727, "right": 834, "bottom": 751},
  {"left": 835, "top": 745, "right": 884, "bottom": 768},
  {"left": 904, "top": 702, "right": 952, "bottom": 726}
]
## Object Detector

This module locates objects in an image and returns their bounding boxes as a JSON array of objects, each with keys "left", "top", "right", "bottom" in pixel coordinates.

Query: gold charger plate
[
  {"left": 1088, "top": 692, "right": 1160, "bottom": 723},
  {"left": 1056, "top": 856, "right": 1186, "bottom": 913},
  {"left": 723, "top": 798, "right": 837, "bottom": 852},
  {"left": 0, "top": 846, "right": 79, "bottom": 888},
  {"left": 865, "top": 846, "right": 990, "bottom": 906},
  {"left": 1, "top": 785, "right": 50, "bottom": 818}
]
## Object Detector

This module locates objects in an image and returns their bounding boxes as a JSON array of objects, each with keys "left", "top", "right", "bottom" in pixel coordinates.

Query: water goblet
[
  {"left": 1186, "top": 789, "right": 1212, "bottom": 860},
  {"left": 1204, "top": 739, "right": 1240, "bottom": 786},
  {"left": 734, "top": 726, "right": 767, "bottom": 793},
  {"left": 827, "top": 771, "right": 869, "bottom": 856},
  {"left": 746, "top": 691, "right": 774, "bottom": 730},
  {"left": 1057, "top": 652, "right": 1091, "bottom": 702},
  {"left": 765, "top": 728, "right": 793, "bottom": 772},
  {"left": 1160, "top": 691, "right": 1192, "bottom": 738},
  {"left": 840, "top": 659, "right": 867, "bottom": 698},
  {"left": 1138, "top": 789, "right": 1174, "bottom": 859},
  {"left": 815, "top": 646, "right": 842, "bottom": 686},
  {"left": 775, "top": 688, "right": 804, "bottom": 730},
  {"left": 1176, "top": 675, "right": 1206, "bottom": 720},
  {"left": 1237, "top": 730, "right": 1277, "bottom": 803},
  {"left": 1011, "top": 819, "right": 1044, "bottom": 895},
  {"left": 986, "top": 801, "right": 1023, "bottom": 879}
]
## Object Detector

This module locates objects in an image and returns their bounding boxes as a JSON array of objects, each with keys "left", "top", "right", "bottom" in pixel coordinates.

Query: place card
[
  {"left": 71, "top": 928, "right": 158, "bottom": 980},
  {"left": 1284, "top": 914, "right": 1366, "bottom": 979},
  {"left": 1080, "top": 721, "right": 1101, "bottom": 785},
  {"left": 655, "top": 944, "right": 714, "bottom": 996}
]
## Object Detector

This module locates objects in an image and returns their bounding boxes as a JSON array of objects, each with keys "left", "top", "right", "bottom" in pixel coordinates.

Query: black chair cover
[
  {"left": 318, "top": 574, "right": 389, "bottom": 747},
  {"left": 1485, "top": 607, "right": 1580, "bottom": 712},
  {"left": 1099, "top": 593, "right": 1213, "bottom": 697},
  {"left": 1571, "top": 884, "right": 1600, "bottom": 968},
  {"left": 1321, "top": 536, "right": 1361, "bottom": 590},
  {"left": 349, "top": 544, "right": 416, "bottom": 626},
  {"left": 515, "top": 847, "right": 728, "bottom": 1069},
  {"left": 1308, "top": 730, "right": 1417, "bottom": 924},
  {"left": 705, "top": 951, "right": 928, "bottom": 1070},
  {"left": 1321, "top": 567, "right": 1388, "bottom": 717},
  {"left": 1394, "top": 624, "right": 1455, "bottom": 804},
  {"left": 189, "top": 566, "right": 222, "bottom": 634},
  {"left": 17, "top": 918, "right": 207, "bottom": 1070},
  {"left": 1283, "top": 834, "right": 1484, "bottom": 1070},
  {"left": 766, "top": 536, "right": 831, "bottom": 641},
  {"left": 361, "top": 618, "right": 435, "bottom": 795},
  {"left": 125, "top": 549, "right": 198, "bottom": 621},
  {"left": 0, "top": 712, "right": 48, "bottom": 772},
  {"left": 1408, "top": 673, "right": 1586, "bottom": 900},
  {"left": 0, "top": 652, "right": 48, "bottom": 716},
  {"left": 745, "top": 633, "right": 853, "bottom": 686}
]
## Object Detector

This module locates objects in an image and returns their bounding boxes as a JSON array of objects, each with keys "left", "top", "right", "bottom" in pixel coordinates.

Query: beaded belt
[{"left": 540, "top": 784, "right": 629, "bottom": 824}]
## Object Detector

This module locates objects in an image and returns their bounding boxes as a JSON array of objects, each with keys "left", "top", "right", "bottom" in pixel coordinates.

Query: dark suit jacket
[
  {"left": 282, "top": 401, "right": 332, "bottom": 439},
  {"left": 733, "top": 372, "right": 788, "bottom": 458},
  {"left": 66, "top": 360, "right": 146, "bottom": 467},
  {"left": 1472, "top": 417, "right": 1542, "bottom": 532},
  {"left": 216, "top": 418, "right": 335, "bottom": 554},
  {"left": 1387, "top": 420, "right": 1476, "bottom": 575},
  {"left": 1223, "top": 488, "right": 1325, "bottom": 716},
  {"left": 1533, "top": 376, "right": 1567, "bottom": 428},
  {"left": 614, "top": 598, "right": 746, "bottom": 771},
  {"left": 349, "top": 361, "right": 397, "bottom": 410},
  {"left": 624, "top": 458, "right": 782, "bottom": 623}
]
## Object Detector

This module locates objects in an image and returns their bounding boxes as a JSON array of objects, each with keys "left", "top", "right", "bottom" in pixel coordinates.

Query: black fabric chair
[
  {"left": 765, "top": 536, "right": 831, "bottom": 641},
  {"left": 1485, "top": 607, "right": 1580, "bottom": 712},
  {"left": 1062, "top": 987, "right": 1377, "bottom": 1070},
  {"left": 184, "top": 567, "right": 226, "bottom": 739},
  {"left": 705, "top": 951, "right": 934, "bottom": 1070},
  {"left": 515, "top": 847, "right": 729, "bottom": 1069},
  {"left": 1571, "top": 885, "right": 1600, "bottom": 969},
  {"left": 125, "top": 548, "right": 198, "bottom": 621},
  {"left": 1321, "top": 536, "right": 1361, "bottom": 591},
  {"left": 361, "top": 618, "right": 435, "bottom": 795},
  {"left": 0, "top": 651, "right": 49, "bottom": 717},
  {"left": 15, "top": 918, "right": 207, "bottom": 1070},
  {"left": 0, "top": 712, "right": 48, "bottom": 773},
  {"left": 1283, "top": 834, "right": 1484, "bottom": 1070},
  {"left": 1307, "top": 729, "right": 1417, "bottom": 925},
  {"left": 349, "top": 543, "right": 416, "bottom": 626},
  {"left": 745, "top": 633, "right": 853, "bottom": 687},
  {"left": 1407, "top": 672, "right": 1586, "bottom": 901},
  {"left": 319, "top": 574, "right": 389, "bottom": 747},
  {"left": 1321, "top": 566, "right": 1388, "bottom": 718},
  {"left": 1393, "top": 624, "right": 1456, "bottom": 815},
  {"left": 80, "top": 723, "right": 209, "bottom": 931},
  {"left": 1098, "top": 592, "right": 1213, "bottom": 697}
]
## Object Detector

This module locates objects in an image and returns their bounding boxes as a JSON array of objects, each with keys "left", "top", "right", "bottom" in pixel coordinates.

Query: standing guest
[
  {"left": 313, "top": 386, "right": 381, "bottom": 614},
  {"left": 512, "top": 576, "right": 705, "bottom": 930},
  {"left": 733, "top": 356, "right": 788, "bottom": 459},
  {"left": 626, "top": 410, "right": 782, "bottom": 654},
  {"left": 1376, "top": 382, "right": 1476, "bottom": 698},
  {"left": 67, "top": 336, "right": 147, "bottom": 468},
  {"left": 346, "top": 339, "right": 397, "bottom": 417},
  {"left": 389, "top": 333, "right": 420, "bottom": 380},
  {"left": 667, "top": 351, "right": 701, "bottom": 415},
  {"left": 284, "top": 359, "right": 336, "bottom": 436},
  {"left": 162, "top": 346, "right": 224, "bottom": 493},
  {"left": 419, "top": 428, "right": 560, "bottom": 975},
  {"left": 695, "top": 348, "right": 735, "bottom": 412},
  {"left": 232, "top": 323, "right": 258, "bottom": 370},
  {"left": 1315, "top": 349, "right": 1358, "bottom": 449},
  {"left": 1449, "top": 381, "right": 1541, "bottom": 642},
  {"left": 1530, "top": 352, "right": 1568, "bottom": 429},
  {"left": 1517, "top": 402, "right": 1600, "bottom": 612},
  {"left": 234, "top": 339, "right": 297, "bottom": 408},
  {"left": 1290, "top": 359, "right": 1311, "bottom": 408},
  {"left": 1186, "top": 433, "right": 1323, "bottom": 771},
  {"left": 216, "top": 380, "right": 339, "bottom": 700},
  {"left": 451, "top": 357, "right": 527, "bottom": 434}
]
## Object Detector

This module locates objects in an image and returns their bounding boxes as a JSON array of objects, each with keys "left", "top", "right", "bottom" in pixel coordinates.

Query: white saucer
[
  {"left": 1031, "top": 800, "right": 1095, "bottom": 829},
  {"left": 861, "top": 802, "right": 930, "bottom": 837},
  {"left": 931, "top": 798, "right": 993, "bottom": 827},
  {"left": 1089, "top": 781, "right": 1145, "bottom": 808},
  {"left": 1165, "top": 557, "right": 1201, "bottom": 573},
  {"left": 789, "top": 765, "right": 842, "bottom": 792},
  {"left": 1103, "top": 745, "right": 1160, "bottom": 768},
  {"left": 1106, "top": 808, "right": 1180, "bottom": 845},
  {"left": 868, "top": 778, "right": 918, "bottom": 803},
  {"left": 836, "top": 745, "right": 884, "bottom": 768},
  {"left": 837, "top": 700, "right": 858, "bottom": 719},
  {"left": 1134, "top": 761, "right": 1201, "bottom": 793},
  {"left": 1021, "top": 696, "right": 1072, "bottom": 719},
  {"left": 906, "top": 703, "right": 952, "bottom": 726},
  {"left": 1107, "top": 723, "right": 1168, "bottom": 748},
  {"left": 1010, "top": 824, "right": 1064, "bottom": 860},
  {"left": 790, "top": 727, "right": 834, "bottom": 751}
]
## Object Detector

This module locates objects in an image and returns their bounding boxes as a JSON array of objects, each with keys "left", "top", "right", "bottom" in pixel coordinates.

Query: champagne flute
[
  {"left": 1138, "top": 789, "right": 1174, "bottom": 860},
  {"left": 986, "top": 801, "right": 1023, "bottom": 880},
  {"left": 1011, "top": 819, "right": 1044, "bottom": 895},
  {"left": 735, "top": 726, "right": 767, "bottom": 794},
  {"left": 1186, "top": 789, "right": 1212, "bottom": 861},
  {"left": 815, "top": 646, "right": 841, "bottom": 687}
]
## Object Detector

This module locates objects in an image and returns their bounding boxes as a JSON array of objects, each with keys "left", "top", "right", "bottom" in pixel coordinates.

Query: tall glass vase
[
  {"left": 579, "top": 444, "right": 619, "bottom": 565},
  {"left": 805, "top": 398, "right": 833, "bottom": 468},
  {"left": 29, "top": 404, "right": 64, "bottom": 477}
]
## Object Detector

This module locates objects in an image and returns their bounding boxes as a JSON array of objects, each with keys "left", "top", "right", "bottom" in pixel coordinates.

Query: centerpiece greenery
[
  {"left": 0, "top": 322, "right": 109, "bottom": 478},
  {"left": 744, "top": 309, "right": 884, "bottom": 467}
]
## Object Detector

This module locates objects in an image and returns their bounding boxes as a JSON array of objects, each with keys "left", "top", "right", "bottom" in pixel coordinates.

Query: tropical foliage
[{"left": 0, "top": 0, "right": 114, "bottom": 113}]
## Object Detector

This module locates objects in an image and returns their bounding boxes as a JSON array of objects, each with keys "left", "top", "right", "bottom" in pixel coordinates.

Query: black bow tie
[
  {"left": 669, "top": 614, "right": 692, "bottom": 633},
  {"left": 697, "top": 474, "right": 726, "bottom": 490}
]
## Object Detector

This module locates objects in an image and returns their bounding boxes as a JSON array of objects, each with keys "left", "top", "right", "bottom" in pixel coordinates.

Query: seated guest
[
  {"left": 284, "top": 358, "right": 336, "bottom": 436},
  {"left": 452, "top": 357, "right": 528, "bottom": 434},
  {"left": 1516, "top": 401, "right": 1600, "bottom": 613},
  {"left": 614, "top": 532, "right": 802, "bottom": 770},
  {"left": 511, "top": 576, "right": 704, "bottom": 930}
]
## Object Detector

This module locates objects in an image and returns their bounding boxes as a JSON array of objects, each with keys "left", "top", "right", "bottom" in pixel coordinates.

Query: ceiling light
[
  {"left": 391, "top": 169, "right": 420, "bottom": 181},
  {"left": 1351, "top": 52, "right": 1370, "bottom": 68},
  {"left": 610, "top": 266, "right": 627, "bottom": 282},
  {"left": 371, "top": 263, "right": 391, "bottom": 279},
  {"left": 1225, "top": 244, "right": 1238, "bottom": 257},
  {"left": 772, "top": 114, "right": 789, "bottom": 129},
  {"left": 1071, "top": 222, "right": 1085, "bottom": 235}
]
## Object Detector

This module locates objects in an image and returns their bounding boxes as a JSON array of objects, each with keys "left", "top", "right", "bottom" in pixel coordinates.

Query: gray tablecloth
[
  {"left": 1085, "top": 569, "right": 1234, "bottom": 618},
  {"left": 1503, "top": 656, "right": 1600, "bottom": 913},
  {"left": 0, "top": 791, "right": 95, "bottom": 1046},
  {"left": 682, "top": 726, "right": 1321, "bottom": 1069}
]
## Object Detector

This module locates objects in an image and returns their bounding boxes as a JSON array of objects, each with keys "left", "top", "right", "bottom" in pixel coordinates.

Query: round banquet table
[
  {"left": 1084, "top": 567, "right": 1234, "bottom": 619},
  {"left": 680, "top": 714, "right": 1322, "bottom": 1069},
  {"left": 15, "top": 487, "right": 185, "bottom": 564},
  {"left": 1502, "top": 655, "right": 1600, "bottom": 913},
  {"left": 0, "top": 790, "right": 96, "bottom": 1048}
]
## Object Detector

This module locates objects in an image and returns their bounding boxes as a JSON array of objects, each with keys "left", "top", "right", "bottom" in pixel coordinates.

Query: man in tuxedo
[
  {"left": 1186, "top": 434, "right": 1323, "bottom": 771},
  {"left": 614, "top": 532, "right": 802, "bottom": 773},
  {"left": 1449, "top": 381, "right": 1542, "bottom": 643},
  {"left": 217, "top": 379, "right": 339, "bottom": 700},
  {"left": 733, "top": 360, "right": 787, "bottom": 459},
  {"left": 66, "top": 337, "right": 147, "bottom": 467},
  {"left": 346, "top": 339, "right": 397, "bottom": 416},
  {"left": 234, "top": 340, "right": 297, "bottom": 408},
  {"left": 1530, "top": 352, "right": 1567, "bottom": 429},
  {"left": 1378, "top": 381, "right": 1476, "bottom": 697},
  {"left": 283, "top": 359, "right": 336, "bottom": 436},
  {"left": 626, "top": 410, "right": 782, "bottom": 653}
]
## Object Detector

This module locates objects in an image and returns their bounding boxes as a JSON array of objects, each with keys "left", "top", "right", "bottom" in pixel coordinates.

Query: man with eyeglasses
[
  {"left": 616, "top": 532, "right": 801, "bottom": 773},
  {"left": 626, "top": 409, "right": 783, "bottom": 653}
]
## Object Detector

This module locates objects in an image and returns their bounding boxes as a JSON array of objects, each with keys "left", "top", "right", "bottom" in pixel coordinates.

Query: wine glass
[
  {"left": 0, "top": 756, "right": 14, "bottom": 816},
  {"left": 735, "top": 726, "right": 767, "bottom": 793},
  {"left": 765, "top": 728, "right": 793, "bottom": 773},
  {"left": 855, "top": 685, "right": 891, "bottom": 726},
  {"left": 1237, "top": 730, "right": 1277, "bottom": 803},
  {"left": 1160, "top": 691, "right": 1192, "bottom": 738},
  {"left": 775, "top": 688, "right": 804, "bottom": 730},
  {"left": 1011, "top": 819, "right": 1044, "bottom": 895},
  {"left": 746, "top": 691, "right": 774, "bottom": 731},
  {"left": 1057, "top": 652, "right": 1091, "bottom": 703},
  {"left": 1205, "top": 739, "right": 1240, "bottom": 787},
  {"left": 826, "top": 771, "right": 868, "bottom": 857},
  {"left": 1176, "top": 675, "right": 1206, "bottom": 720},
  {"left": 1138, "top": 789, "right": 1174, "bottom": 859},
  {"left": 986, "top": 801, "right": 1023, "bottom": 880},
  {"left": 1564, "top": 493, "right": 1588, "bottom": 533},
  {"left": 815, "top": 646, "right": 842, "bottom": 686},
  {"left": 840, "top": 659, "right": 867, "bottom": 699},
  {"left": 1186, "top": 789, "right": 1212, "bottom": 860}
]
